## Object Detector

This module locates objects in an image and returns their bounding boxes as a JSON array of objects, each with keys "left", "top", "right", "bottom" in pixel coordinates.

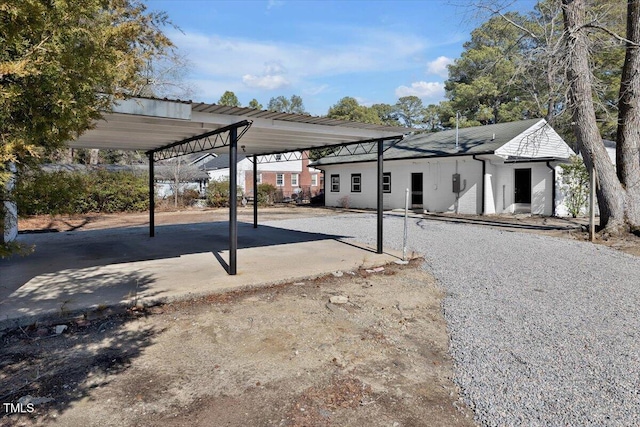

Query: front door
[
  {"left": 411, "top": 173, "right": 423, "bottom": 208},
  {"left": 514, "top": 168, "right": 532, "bottom": 212}
]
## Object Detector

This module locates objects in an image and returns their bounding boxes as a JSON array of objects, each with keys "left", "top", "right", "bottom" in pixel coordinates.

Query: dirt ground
[
  {"left": 17, "top": 206, "right": 341, "bottom": 233},
  {"left": 0, "top": 260, "right": 476, "bottom": 427}
]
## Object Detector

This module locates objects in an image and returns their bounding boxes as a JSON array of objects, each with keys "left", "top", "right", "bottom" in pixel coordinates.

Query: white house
[{"left": 312, "top": 119, "right": 575, "bottom": 216}]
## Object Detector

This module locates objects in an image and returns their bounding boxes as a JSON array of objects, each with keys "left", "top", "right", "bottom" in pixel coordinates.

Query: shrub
[
  {"left": 181, "top": 188, "right": 201, "bottom": 207},
  {"left": 559, "top": 156, "right": 589, "bottom": 218},
  {"left": 257, "top": 183, "right": 277, "bottom": 206},
  {"left": 206, "top": 178, "right": 243, "bottom": 207},
  {"left": 14, "top": 168, "right": 149, "bottom": 216},
  {"left": 14, "top": 169, "right": 85, "bottom": 216}
]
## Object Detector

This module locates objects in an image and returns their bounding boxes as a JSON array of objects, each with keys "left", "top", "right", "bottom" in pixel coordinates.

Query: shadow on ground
[
  {"left": 0, "top": 307, "right": 162, "bottom": 426},
  {"left": 0, "top": 221, "right": 346, "bottom": 306}
]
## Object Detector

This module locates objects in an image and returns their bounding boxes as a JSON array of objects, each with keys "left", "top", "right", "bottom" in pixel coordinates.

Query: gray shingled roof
[
  {"left": 202, "top": 154, "right": 247, "bottom": 170},
  {"left": 312, "top": 119, "right": 544, "bottom": 166}
]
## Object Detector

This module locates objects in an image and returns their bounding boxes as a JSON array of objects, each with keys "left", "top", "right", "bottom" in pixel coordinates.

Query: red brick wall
[{"left": 244, "top": 152, "right": 323, "bottom": 199}]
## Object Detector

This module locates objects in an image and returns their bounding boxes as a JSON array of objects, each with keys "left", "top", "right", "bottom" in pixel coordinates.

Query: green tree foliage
[
  {"left": 14, "top": 169, "right": 149, "bottom": 215},
  {"left": 394, "top": 96, "right": 425, "bottom": 128},
  {"left": 218, "top": 90, "right": 241, "bottom": 107},
  {"left": 445, "top": 13, "right": 532, "bottom": 127},
  {"left": 0, "top": 0, "right": 174, "bottom": 186},
  {"left": 267, "top": 95, "right": 307, "bottom": 114},
  {"left": 370, "top": 103, "right": 401, "bottom": 126},
  {"left": 248, "top": 98, "right": 263, "bottom": 110},
  {"left": 559, "top": 156, "right": 590, "bottom": 218},
  {"left": 326, "top": 97, "right": 382, "bottom": 124},
  {"left": 444, "top": 1, "right": 625, "bottom": 139}
]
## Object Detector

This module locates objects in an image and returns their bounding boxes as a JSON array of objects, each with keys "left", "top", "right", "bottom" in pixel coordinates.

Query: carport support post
[
  {"left": 229, "top": 127, "right": 238, "bottom": 275},
  {"left": 148, "top": 153, "right": 155, "bottom": 237},
  {"left": 253, "top": 154, "right": 258, "bottom": 228},
  {"left": 377, "top": 138, "right": 383, "bottom": 254}
]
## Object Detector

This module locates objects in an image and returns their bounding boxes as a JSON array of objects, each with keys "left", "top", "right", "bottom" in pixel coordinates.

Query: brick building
[{"left": 205, "top": 151, "right": 323, "bottom": 201}]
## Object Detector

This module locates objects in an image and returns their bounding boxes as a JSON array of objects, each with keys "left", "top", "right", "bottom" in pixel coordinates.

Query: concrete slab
[{"left": 0, "top": 221, "right": 400, "bottom": 330}]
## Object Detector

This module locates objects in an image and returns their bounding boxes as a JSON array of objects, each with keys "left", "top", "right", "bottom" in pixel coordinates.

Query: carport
[{"left": 72, "top": 97, "right": 407, "bottom": 275}]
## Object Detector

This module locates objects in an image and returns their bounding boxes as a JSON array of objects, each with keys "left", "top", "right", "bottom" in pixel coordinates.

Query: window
[
  {"left": 275, "top": 154, "right": 282, "bottom": 161},
  {"left": 276, "top": 173, "right": 284, "bottom": 186},
  {"left": 351, "top": 174, "right": 361, "bottom": 192},
  {"left": 311, "top": 174, "right": 318, "bottom": 187},
  {"left": 291, "top": 173, "right": 299, "bottom": 186},
  {"left": 257, "top": 173, "right": 262, "bottom": 184},
  {"left": 383, "top": 172, "right": 391, "bottom": 193},
  {"left": 331, "top": 174, "right": 340, "bottom": 192}
]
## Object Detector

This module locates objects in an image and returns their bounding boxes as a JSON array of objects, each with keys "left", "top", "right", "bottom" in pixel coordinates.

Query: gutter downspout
[
  {"left": 472, "top": 155, "right": 485, "bottom": 215},
  {"left": 546, "top": 161, "right": 556, "bottom": 216}
]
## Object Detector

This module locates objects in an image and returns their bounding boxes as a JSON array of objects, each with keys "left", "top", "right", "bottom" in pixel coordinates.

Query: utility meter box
[{"left": 452, "top": 173, "right": 461, "bottom": 193}]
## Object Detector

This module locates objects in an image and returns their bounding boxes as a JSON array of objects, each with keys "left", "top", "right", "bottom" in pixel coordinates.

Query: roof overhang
[{"left": 71, "top": 97, "right": 409, "bottom": 156}]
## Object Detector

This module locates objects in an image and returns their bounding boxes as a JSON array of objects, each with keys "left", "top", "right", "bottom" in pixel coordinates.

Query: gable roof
[
  {"left": 202, "top": 153, "right": 247, "bottom": 170},
  {"left": 312, "top": 119, "right": 573, "bottom": 166}
]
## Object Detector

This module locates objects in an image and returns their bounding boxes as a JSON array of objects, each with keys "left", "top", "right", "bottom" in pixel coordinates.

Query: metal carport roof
[
  {"left": 70, "top": 97, "right": 409, "bottom": 275},
  {"left": 72, "top": 97, "right": 407, "bottom": 155}
]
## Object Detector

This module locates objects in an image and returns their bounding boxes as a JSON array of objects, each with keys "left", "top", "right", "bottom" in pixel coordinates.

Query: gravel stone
[{"left": 266, "top": 213, "right": 640, "bottom": 426}]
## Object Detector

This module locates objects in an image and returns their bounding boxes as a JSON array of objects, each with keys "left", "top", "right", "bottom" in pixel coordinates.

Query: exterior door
[
  {"left": 411, "top": 173, "right": 423, "bottom": 208},
  {"left": 514, "top": 168, "right": 532, "bottom": 204}
]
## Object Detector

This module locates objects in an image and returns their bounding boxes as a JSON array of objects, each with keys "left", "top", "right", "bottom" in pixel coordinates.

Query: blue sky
[{"left": 148, "top": 0, "right": 538, "bottom": 116}]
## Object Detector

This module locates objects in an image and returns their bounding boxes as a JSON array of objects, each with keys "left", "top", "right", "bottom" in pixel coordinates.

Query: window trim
[
  {"left": 351, "top": 173, "right": 362, "bottom": 193},
  {"left": 311, "top": 174, "right": 318, "bottom": 187},
  {"left": 276, "top": 173, "right": 284, "bottom": 187},
  {"left": 291, "top": 173, "right": 299, "bottom": 186},
  {"left": 330, "top": 174, "right": 340, "bottom": 192},
  {"left": 383, "top": 172, "right": 391, "bottom": 193}
]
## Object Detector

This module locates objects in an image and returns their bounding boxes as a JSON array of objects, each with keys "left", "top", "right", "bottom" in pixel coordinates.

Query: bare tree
[
  {"left": 156, "top": 156, "right": 205, "bottom": 207},
  {"left": 476, "top": 0, "right": 639, "bottom": 234},
  {"left": 562, "top": 0, "right": 640, "bottom": 234}
]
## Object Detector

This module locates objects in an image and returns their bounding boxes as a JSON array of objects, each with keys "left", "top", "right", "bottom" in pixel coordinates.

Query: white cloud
[
  {"left": 395, "top": 81, "right": 445, "bottom": 99},
  {"left": 170, "top": 28, "right": 427, "bottom": 82},
  {"left": 303, "top": 84, "right": 329, "bottom": 96},
  {"left": 242, "top": 61, "right": 290, "bottom": 90},
  {"left": 242, "top": 74, "right": 290, "bottom": 90},
  {"left": 267, "top": 0, "right": 284, "bottom": 10},
  {"left": 426, "top": 56, "right": 453, "bottom": 78}
]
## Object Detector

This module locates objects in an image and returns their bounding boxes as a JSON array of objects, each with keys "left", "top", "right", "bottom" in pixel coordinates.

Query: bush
[
  {"left": 181, "top": 188, "right": 201, "bottom": 207},
  {"left": 14, "top": 170, "right": 86, "bottom": 216},
  {"left": 14, "top": 168, "right": 149, "bottom": 216},
  {"left": 560, "top": 156, "right": 589, "bottom": 218},
  {"left": 257, "top": 183, "right": 277, "bottom": 206},
  {"left": 206, "top": 179, "right": 243, "bottom": 207}
]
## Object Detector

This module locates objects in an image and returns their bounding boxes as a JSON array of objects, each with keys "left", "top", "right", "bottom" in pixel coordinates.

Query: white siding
[
  {"left": 491, "top": 163, "right": 554, "bottom": 215},
  {"left": 322, "top": 157, "right": 483, "bottom": 214},
  {"left": 495, "top": 120, "right": 575, "bottom": 159}
]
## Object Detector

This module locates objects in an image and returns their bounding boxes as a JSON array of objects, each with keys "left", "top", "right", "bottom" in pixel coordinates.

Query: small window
[
  {"left": 275, "top": 154, "right": 282, "bottom": 161},
  {"left": 291, "top": 173, "right": 299, "bottom": 186},
  {"left": 351, "top": 174, "right": 361, "bottom": 193},
  {"left": 383, "top": 172, "right": 391, "bottom": 193},
  {"left": 311, "top": 174, "right": 318, "bottom": 186},
  {"left": 276, "top": 173, "right": 284, "bottom": 186},
  {"left": 257, "top": 173, "right": 262, "bottom": 184},
  {"left": 331, "top": 174, "right": 340, "bottom": 192}
]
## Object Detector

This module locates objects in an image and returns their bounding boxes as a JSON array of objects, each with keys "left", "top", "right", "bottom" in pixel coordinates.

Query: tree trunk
[
  {"left": 616, "top": 0, "right": 640, "bottom": 231},
  {"left": 562, "top": 0, "right": 627, "bottom": 234}
]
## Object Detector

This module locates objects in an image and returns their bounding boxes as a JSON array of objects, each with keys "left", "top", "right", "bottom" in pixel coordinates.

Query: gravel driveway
[{"left": 265, "top": 212, "right": 640, "bottom": 427}]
